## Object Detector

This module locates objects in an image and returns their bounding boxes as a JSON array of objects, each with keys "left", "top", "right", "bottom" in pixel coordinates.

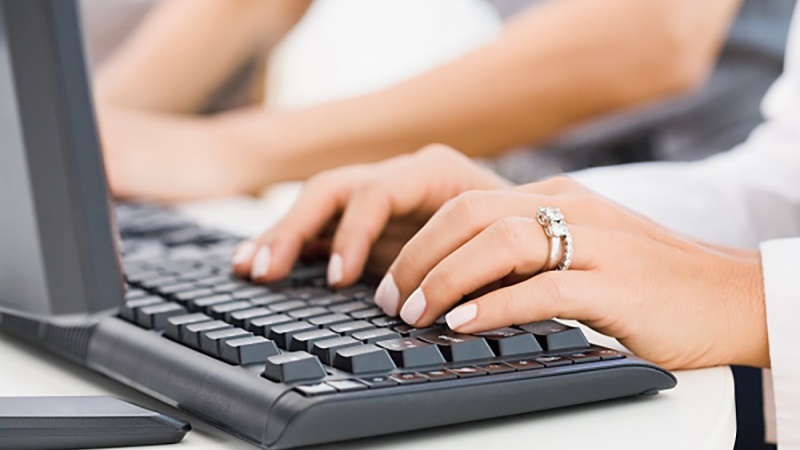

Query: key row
[{"left": 294, "top": 349, "right": 626, "bottom": 396}]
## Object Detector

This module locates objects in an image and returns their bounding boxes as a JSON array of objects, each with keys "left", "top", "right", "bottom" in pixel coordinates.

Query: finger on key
[
  {"left": 235, "top": 170, "right": 358, "bottom": 281},
  {"left": 444, "top": 270, "right": 603, "bottom": 334},
  {"left": 382, "top": 190, "right": 547, "bottom": 316},
  {"left": 328, "top": 183, "right": 393, "bottom": 287}
]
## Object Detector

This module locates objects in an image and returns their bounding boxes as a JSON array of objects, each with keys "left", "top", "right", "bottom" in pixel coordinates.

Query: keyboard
[{"left": 103, "top": 203, "right": 677, "bottom": 448}]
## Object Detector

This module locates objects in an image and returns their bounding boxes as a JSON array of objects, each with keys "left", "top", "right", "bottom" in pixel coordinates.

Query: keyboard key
[
  {"left": 447, "top": 366, "right": 487, "bottom": 378},
  {"left": 220, "top": 336, "right": 279, "bottom": 365},
  {"left": 249, "top": 314, "right": 294, "bottom": 335},
  {"left": 371, "top": 317, "right": 404, "bottom": 328},
  {"left": 173, "top": 288, "right": 214, "bottom": 305},
  {"left": 308, "top": 313, "right": 351, "bottom": 327},
  {"left": 209, "top": 300, "right": 253, "bottom": 321},
  {"left": 378, "top": 338, "right": 446, "bottom": 368},
  {"left": 269, "top": 321, "right": 315, "bottom": 348},
  {"left": 307, "top": 293, "right": 350, "bottom": 307},
  {"left": 330, "top": 320, "right": 374, "bottom": 335},
  {"left": 249, "top": 293, "right": 291, "bottom": 306},
  {"left": 336, "top": 284, "right": 372, "bottom": 299},
  {"left": 137, "top": 303, "right": 187, "bottom": 329},
  {"left": 389, "top": 372, "right": 428, "bottom": 385},
  {"left": 191, "top": 294, "right": 234, "bottom": 313},
  {"left": 393, "top": 324, "right": 444, "bottom": 338},
  {"left": 311, "top": 336, "right": 361, "bottom": 364},
  {"left": 295, "top": 383, "right": 337, "bottom": 396},
  {"left": 119, "top": 296, "right": 163, "bottom": 323},
  {"left": 231, "top": 286, "right": 272, "bottom": 301},
  {"left": 326, "top": 379, "right": 368, "bottom": 393},
  {"left": 588, "top": 349, "right": 626, "bottom": 361},
  {"left": 534, "top": 355, "right": 573, "bottom": 367},
  {"left": 333, "top": 344, "right": 396, "bottom": 374},
  {"left": 268, "top": 300, "right": 308, "bottom": 313},
  {"left": 480, "top": 362, "right": 515, "bottom": 374},
  {"left": 518, "top": 321, "right": 589, "bottom": 351},
  {"left": 124, "top": 289, "right": 149, "bottom": 301},
  {"left": 283, "top": 286, "right": 328, "bottom": 300},
  {"left": 139, "top": 276, "right": 182, "bottom": 290},
  {"left": 262, "top": 351, "right": 326, "bottom": 383},
  {"left": 421, "top": 369, "right": 458, "bottom": 381},
  {"left": 288, "top": 307, "right": 329, "bottom": 320},
  {"left": 182, "top": 320, "right": 232, "bottom": 349},
  {"left": 290, "top": 266, "right": 328, "bottom": 284},
  {"left": 349, "top": 307, "right": 383, "bottom": 320},
  {"left": 352, "top": 328, "right": 401, "bottom": 344},
  {"left": 506, "top": 359, "right": 545, "bottom": 371},
  {"left": 157, "top": 282, "right": 196, "bottom": 296},
  {"left": 289, "top": 329, "right": 338, "bottom": 352},
  {"left": 418, "top": 330, "right": 495, "bottom": 362},
  {"left": 476, "top": 327, "right": 542, "bottom": 356},
  {"left": 165, "top": 313, "right": 211, "bottom": 341},
  {"left": 201, "top": 328, "right": 252, "bottom": 357},
  {"left": 329, "top": 301, "right": 370, "bottom": 314},
  {"left": 230, "top": 307, "right": 273, "bottom": 328},
  {"left": 359, "top": 375, "right": 398, "bottom": 389},
  {"left": 211, "top": 282, "right": 241, "bottom": 294},
  {"left": 568, "top": 351, "right": 602, "bottom": 364}
]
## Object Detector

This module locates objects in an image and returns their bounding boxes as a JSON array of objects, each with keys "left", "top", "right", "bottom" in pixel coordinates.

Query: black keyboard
[{"left": 105, "top": 203, "right": 677, "bottom": 448}]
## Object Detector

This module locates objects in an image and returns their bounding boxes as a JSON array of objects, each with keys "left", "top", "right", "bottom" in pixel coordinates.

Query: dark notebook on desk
[{"left": 0, "top": 1, "right": 676, "bottom": 448}]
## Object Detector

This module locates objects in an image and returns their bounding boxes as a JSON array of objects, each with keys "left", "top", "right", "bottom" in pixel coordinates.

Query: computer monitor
[{"left": 0, "top": 0, "right": 123, "bottom": 316}]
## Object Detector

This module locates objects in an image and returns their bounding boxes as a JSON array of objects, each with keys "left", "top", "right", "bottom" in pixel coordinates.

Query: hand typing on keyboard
[{"left": 232, "top": 145, "right": 769, "bottom": 371}]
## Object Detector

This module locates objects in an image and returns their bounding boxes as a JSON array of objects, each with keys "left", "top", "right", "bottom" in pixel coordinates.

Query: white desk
[{"left": 0, "top": 196, "right": 737, "bottom": 450}]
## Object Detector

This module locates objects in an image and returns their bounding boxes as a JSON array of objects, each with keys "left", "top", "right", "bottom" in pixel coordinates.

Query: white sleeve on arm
[{"left": 761, "top": 239, "right": 800, "bottom": 449}]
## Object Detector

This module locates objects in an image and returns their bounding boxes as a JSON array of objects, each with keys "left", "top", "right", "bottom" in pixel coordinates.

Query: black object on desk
[{"left": 0, "top": 396, "right": 190, "bottom": 450}]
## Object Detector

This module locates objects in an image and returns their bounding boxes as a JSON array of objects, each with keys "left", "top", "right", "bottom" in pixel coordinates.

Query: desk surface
[{"left": 0, "top": 196, "right": 737, "bottom": 450}]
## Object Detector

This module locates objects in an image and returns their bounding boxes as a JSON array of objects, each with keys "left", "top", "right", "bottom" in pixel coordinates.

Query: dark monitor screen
[{"left": 0, "top": 0, "right": 123, "bottom": 316}]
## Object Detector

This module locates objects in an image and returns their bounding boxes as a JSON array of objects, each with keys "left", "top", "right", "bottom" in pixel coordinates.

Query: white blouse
[{"left": 567, "top": 2, "right": 800, "bottom": 448}]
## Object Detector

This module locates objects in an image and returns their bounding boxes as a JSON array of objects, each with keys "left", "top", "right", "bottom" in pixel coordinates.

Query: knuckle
[
  {"left": 443, "top": 190, "right": 486, "bottom": 222},
  {"left": 538, "top": 273, "right": 565, "bottom": 305},
  {"left": 541, "top": 175, "right": 576, "bottom": 192},
  {"left": 427, "top": 266, "right": 459, "bottom": 299},
  {"left": 493, "top": 217, "right": 541, "bottom": 272},
  {"left": 306, "top": 170, "right": 339, "bottom": 190},
  {"left": 417, "top": 143, "right": 459, "bottom": 161}
]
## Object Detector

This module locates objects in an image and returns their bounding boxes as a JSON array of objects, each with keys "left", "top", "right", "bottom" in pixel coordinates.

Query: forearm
[
  {"left": 220, "top": 0, "right": 738, "bottom": 181},
  {"left": 95, "top": 0, "right": 311, "bottom": 113}
]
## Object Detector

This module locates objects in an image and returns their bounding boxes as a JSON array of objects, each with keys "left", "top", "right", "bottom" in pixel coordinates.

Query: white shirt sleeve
[
  {"left": 565, "top": 5, "right": 800, "bottom": 447},
  {"left": 761, "top": 239, "right": 800, "bottom": 449}
]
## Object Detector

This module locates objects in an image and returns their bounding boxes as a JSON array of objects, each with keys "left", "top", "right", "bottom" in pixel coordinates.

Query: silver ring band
[{"left": 536, "top": 207, "right": 573, "bottom": 272}]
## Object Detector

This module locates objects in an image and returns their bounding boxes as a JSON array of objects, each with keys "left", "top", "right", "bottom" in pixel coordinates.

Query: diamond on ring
[{"left": 536, "top": 207, "right": 573, "bottom": 271}]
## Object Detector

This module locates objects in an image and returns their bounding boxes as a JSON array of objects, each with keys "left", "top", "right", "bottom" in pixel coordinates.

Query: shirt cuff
[{"left": 761, "top": 238, "right": 800, "bottom": 448}]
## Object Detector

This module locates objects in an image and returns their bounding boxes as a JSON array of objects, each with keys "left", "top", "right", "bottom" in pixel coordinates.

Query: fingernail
[
  {"left": 400, "top": 287, "right": 426, "bottom": 325},
  {"left": 446, "top": 304, "right": 478, "bottom": 330},
  {"left": 232, "top": 241, "right": 256, "bottom": 266},
  {"left": 328, "top": 253, "right": 343, "bottom": 286},
  {"left": 250, "top": 246, "right": 271, "bottom": 280},
  {"left": 374, "top": 274, "right": 400, "bottom": 316}
]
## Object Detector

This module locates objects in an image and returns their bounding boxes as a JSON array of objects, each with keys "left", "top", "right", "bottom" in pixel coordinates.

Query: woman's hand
[
  {"left": 99, "top": 106, "right": 277, "bottom": 202},
  {"left": 232, "top": 144, "right": 512, "bottom": 309},
  {"left": 382, "top": 175, "right": 768, "bottom": 370}
]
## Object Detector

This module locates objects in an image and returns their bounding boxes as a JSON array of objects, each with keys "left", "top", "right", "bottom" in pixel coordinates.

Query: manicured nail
[
  {"left": 327, "top": 253, "right": 343, "bottom": 286},
  {"left": 250, "top": 246, "right": 271, "bottom": 280},
  {"left": 400, "top": 287, "right": 426, "bottom": 325},
  {"left": 232, "top": 241, "right": 256, "bottom": 266},
  {"left": 445, "top": 304, "right": 478, "bottom": 330},
  {"left": 374, "top": 274, "right": 400, "bottom": 316}
]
